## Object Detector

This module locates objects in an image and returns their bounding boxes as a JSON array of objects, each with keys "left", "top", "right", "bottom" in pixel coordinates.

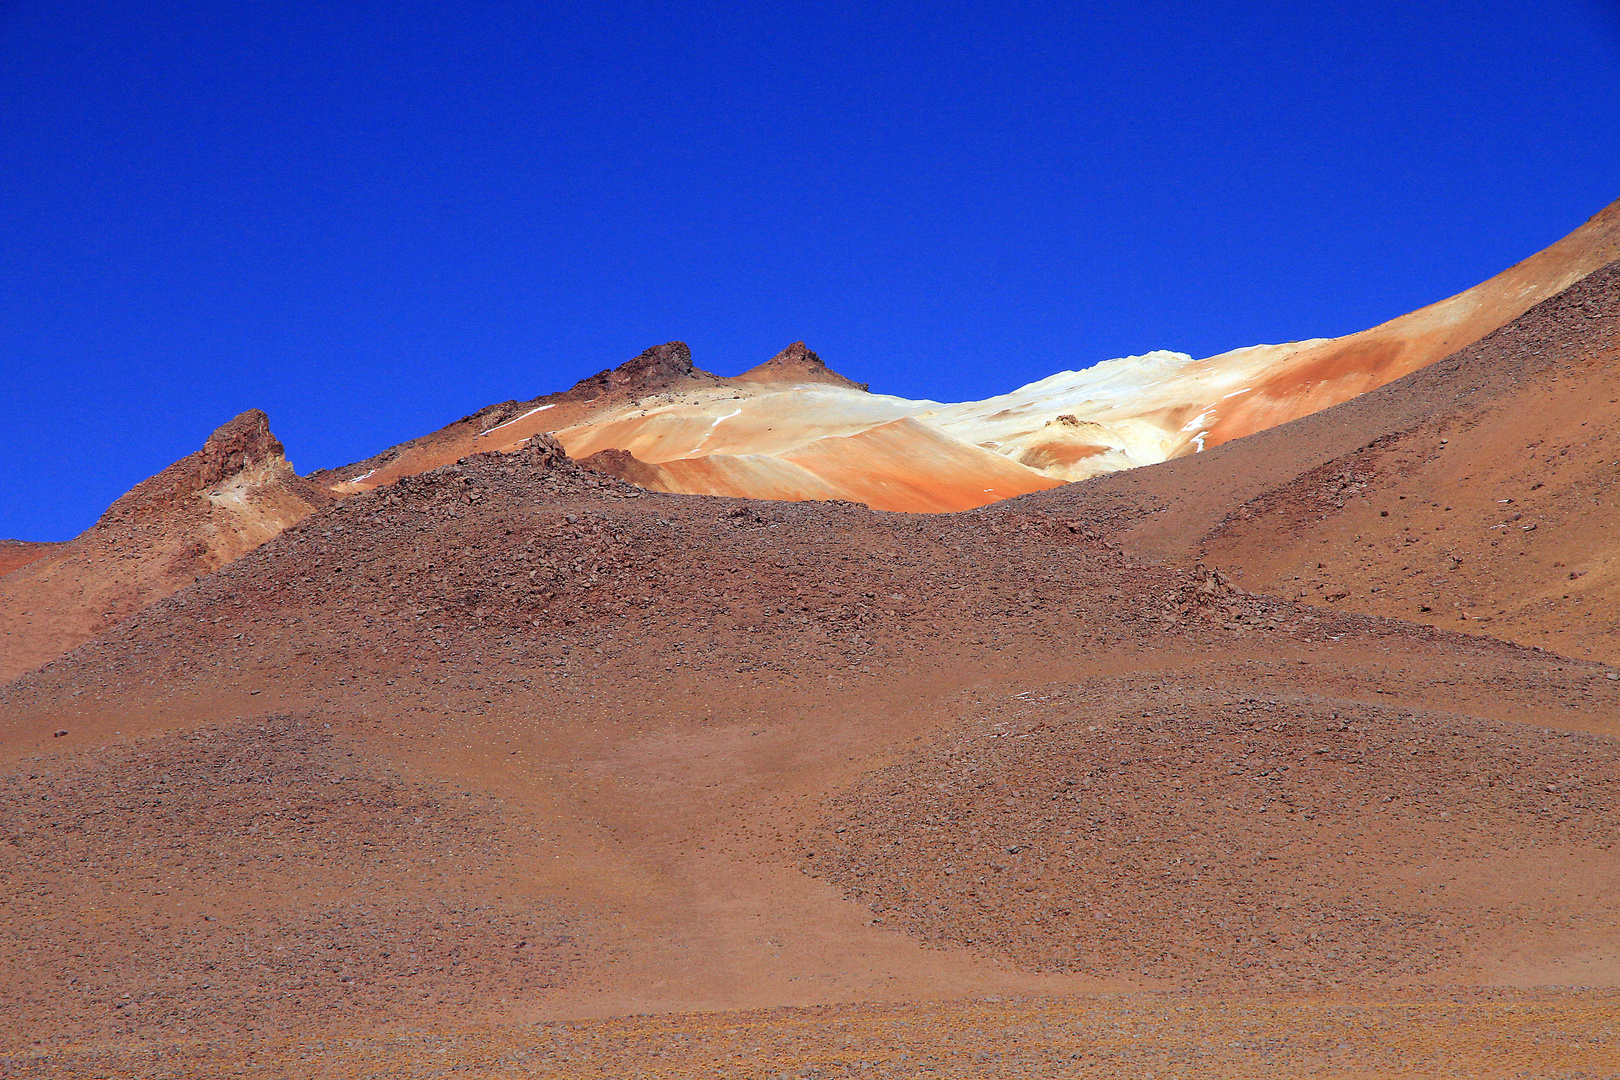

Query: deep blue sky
[{"left": 3, "top": 1, "right": 1619, "bottom": 540}]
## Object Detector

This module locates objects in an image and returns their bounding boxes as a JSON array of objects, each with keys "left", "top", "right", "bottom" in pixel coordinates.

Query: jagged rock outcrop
[
  {"left": 0, "top": 410, "right": 330, "bottom": 682},
  {"left": 562, "top": 341, "right": 720, "bottom": 402},
  {"left": 98, "top": 409, "right": 316, "bottom": 524},
  {"left": 520, "top": 432, "right": 571, "bottom": 469}
]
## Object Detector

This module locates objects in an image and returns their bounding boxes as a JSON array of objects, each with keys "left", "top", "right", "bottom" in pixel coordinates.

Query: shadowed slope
[{"left": 1198, "top": 260, "right": 1620, "bottom": 662}]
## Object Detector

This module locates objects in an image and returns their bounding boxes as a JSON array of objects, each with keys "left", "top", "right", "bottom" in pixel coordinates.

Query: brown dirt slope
[
  {"left": 0, "top": 713, "right": 584, "bottom": 1044},
  {"left": 1199, "top": 260, "right": 1620, "bottom": 663},
  {"left": 9, "top": 994, "right": 1619, "bottom": 1078},
  {"left": 0, "top": 410, "right": 330, "bottom": 683},
  {"left": 3, "top": 436, "right": 1619, "bottom": 1071}
]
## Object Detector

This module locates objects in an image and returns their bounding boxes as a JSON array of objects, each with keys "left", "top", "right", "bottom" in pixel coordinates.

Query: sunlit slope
[
  {"left": 1199, "top": 259, "right": 1620, "bottom": 664},
  {"left": 589, "top": 417, "right": 1066, "bottom": 513},
  {"left": 1196, "top": 198, "right": 1620, "bottom": 448},
  {"left": 320, "top": 200, "right": 1620, "bottom": 512}
]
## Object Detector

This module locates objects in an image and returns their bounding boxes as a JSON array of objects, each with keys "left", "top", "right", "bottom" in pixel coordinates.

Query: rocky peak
[
  {"left": 617, "top": 341, "right": 694, "bottom": 383},
  {"left": 736, "top": 341, "right": 870, "bottom": 391},
  {"left": 564, "top": 341, "right": 712, "bottom": 402},
  {"left": 97, "top": 409, "right": 308, "bottom": 525},
  {"left": 196, "top": 409, "right": 288, "bottom": 488},
  {"left": 771, "top": 341, "right": 824, "bottom": 368}
]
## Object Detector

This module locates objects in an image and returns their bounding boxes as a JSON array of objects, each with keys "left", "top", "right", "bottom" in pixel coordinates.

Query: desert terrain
[{"left": 3, "top": 204, "right": 1619, "bottom": 1077}]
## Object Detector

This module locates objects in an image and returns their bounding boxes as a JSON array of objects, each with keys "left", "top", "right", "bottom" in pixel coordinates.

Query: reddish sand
[{"left": 0, "top": 539, "right": 60, "bottom": 578}]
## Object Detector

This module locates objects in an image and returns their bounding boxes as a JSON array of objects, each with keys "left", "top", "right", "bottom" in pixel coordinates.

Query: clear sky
[{"left": 3, "top": 0, "right": 1618, "bottom": 540}]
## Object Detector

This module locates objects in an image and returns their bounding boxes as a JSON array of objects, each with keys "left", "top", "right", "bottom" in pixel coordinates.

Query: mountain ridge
[{"left": 314, "top": 197, "right": 1620, "bottom": 511}]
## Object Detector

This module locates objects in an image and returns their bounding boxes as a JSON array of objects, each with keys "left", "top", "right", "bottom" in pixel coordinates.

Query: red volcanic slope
[
  {"left": 0, "top": 540, "right": 60, "bottom": 578},
  {"left": 734, "top": 339, "right": 872, "bottom": 390}
]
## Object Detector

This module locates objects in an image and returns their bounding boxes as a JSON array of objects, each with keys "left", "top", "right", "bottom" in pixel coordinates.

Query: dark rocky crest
[
  {"left": 579, "top": 446, "right": 661, "bottom": 487},
  {"left": 563, "top": 341, "right": 718, "bottom": 402},
  {"left": 97, "top": 409, "right": 320, "bottom": 525},
  {"left": 195, "top": 409, "right": 287, "bottom": 488}
]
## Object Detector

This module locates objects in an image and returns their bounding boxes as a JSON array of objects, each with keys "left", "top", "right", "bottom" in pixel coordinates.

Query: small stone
[
  {"left": 1607, "top": 672, "right": 1619, "bottom": 681},
  {"left": 53, "top": 729, "right": 67, "bottom": 738}
]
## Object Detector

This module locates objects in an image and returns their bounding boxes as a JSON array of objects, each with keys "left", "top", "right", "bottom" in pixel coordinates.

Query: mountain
[
  {"left": 1013, "top": 256, "right": 1620, "bottom": 666},
  {"left": 4, "top": 200, "right": 1620, "bottom": 1075},
  {"left": 0, "top": 410, "right": 329, "bottom": 683},
  {"left": 318, "top": 200, "right": 1620, "bottom": 513}
]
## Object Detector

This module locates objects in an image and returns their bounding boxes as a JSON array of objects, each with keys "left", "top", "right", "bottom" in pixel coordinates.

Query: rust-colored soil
[
  {"left": 6, "top": 994, "right": 1618, "bottom": 1078},
  {"left": 0, "top": 540, "right": 60, "bottom": 578}
]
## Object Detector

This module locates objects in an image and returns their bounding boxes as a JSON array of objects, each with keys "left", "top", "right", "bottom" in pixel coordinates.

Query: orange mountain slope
[
  {"left": 1199, "top": 260, "right": 1620, "bottom": 663},
  {"left": 1007, "top": 257, "right": 1620, "bottom": 665},
  {"left": 318, "top": 199, "right": 1620, "bottom": 512}
]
